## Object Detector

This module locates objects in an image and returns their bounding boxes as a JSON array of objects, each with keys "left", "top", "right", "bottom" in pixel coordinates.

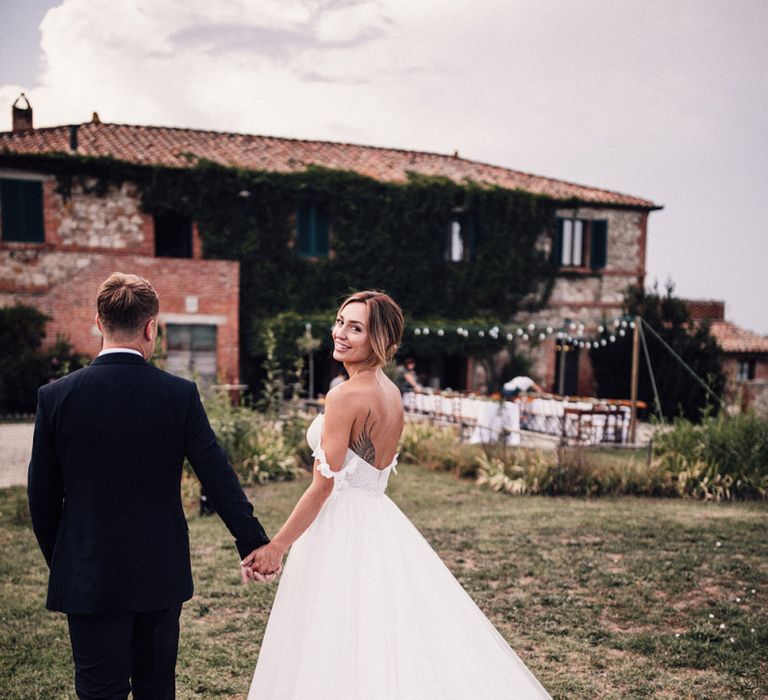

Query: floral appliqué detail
[{"left": 313, "top": 443, "right": 357, "bottom": 496}]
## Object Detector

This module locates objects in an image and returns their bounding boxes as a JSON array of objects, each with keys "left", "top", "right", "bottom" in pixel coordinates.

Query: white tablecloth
[{"left": 464, "top": 399, "right": 521, "bottom": 446}]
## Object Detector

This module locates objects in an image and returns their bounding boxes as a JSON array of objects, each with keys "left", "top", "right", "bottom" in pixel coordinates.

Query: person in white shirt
[{"left": 503, "top": 375, "right": 543, "bottom": 399}]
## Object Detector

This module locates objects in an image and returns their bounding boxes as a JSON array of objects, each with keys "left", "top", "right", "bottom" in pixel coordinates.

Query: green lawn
[{"left": 1, "top": 467, "right": 766, "bottom": 699}]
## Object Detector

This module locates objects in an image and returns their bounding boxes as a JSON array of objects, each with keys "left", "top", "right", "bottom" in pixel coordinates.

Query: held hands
[{"left": 240, "top": 543, "right": 286, "bottom": 584}]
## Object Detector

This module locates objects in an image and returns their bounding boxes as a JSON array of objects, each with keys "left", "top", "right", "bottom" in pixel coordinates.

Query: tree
[
  {"left": 0, "top": 304, "right": 90, "bottom": 414},
  {"left": 591, "top": 283, "right": 724, "bottom": 422}
]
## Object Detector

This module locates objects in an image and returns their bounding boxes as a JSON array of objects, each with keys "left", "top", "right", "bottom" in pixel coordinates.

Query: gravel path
[{"left": 0, "top": 423, "right": 34, "bottom": 488}]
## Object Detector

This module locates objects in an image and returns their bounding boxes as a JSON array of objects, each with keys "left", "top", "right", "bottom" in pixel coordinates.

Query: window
[
  {"left": 165, "top": 324, "right": 217, "bottom": 387},
  {"left": 155, "top": 211, "right": 192, "bottom": 258},
  {"left": 0, "top": 178, "right": 44, "bottom": 243},
  {"left": 296, "top": 205, "right": 329, "bottom": 258},
  {"left": 552, "top": 218, "right": 607, "bottom": 270},
  {"left": 445, "top": 213, "right": 475, "bottom": 262},
  {"left": 737, "top": 359, "right": 755, "bottom": 381}
]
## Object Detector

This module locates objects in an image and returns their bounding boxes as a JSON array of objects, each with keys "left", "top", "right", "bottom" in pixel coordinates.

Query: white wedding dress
[{"left": 247, "top": 414, "right": 551, "bottom": 699}]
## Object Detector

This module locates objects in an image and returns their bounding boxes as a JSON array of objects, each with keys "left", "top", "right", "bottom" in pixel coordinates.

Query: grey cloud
[
  {"left": 299, "top": 70, "right": 369, "bottom": 84},
  {"left": 169, "top": 20, "right": 386, "bottom": 61}
]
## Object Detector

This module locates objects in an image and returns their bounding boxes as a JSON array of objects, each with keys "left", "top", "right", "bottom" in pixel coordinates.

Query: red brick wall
[
  {"left": 11, "top": 253, "right": 240, "bottom": 384},
  {"left": 686, "top": 299, "right": 726, "bottom": 322},
  {"left": 2, "top": 173, "right": 240, "bottom": 384}
]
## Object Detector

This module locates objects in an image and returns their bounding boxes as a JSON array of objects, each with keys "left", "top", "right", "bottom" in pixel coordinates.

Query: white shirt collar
[{"left": 98, "top": 347, "right": 143, "bottom": 358}]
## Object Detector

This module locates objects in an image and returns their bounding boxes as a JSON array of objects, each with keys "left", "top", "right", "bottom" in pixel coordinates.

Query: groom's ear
[{"left": 144, "top": 317, "right": 157, "bottom": 342}]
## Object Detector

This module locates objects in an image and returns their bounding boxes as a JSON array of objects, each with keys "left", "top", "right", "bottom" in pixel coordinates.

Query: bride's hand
[{"left": 241, "top": 543, "right": 285, "bottom": 581}]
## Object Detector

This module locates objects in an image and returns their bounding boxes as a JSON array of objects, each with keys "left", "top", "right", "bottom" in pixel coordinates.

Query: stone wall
[
  {"left": 547, "top": 207, "right": 644, "bottom": 311},
  {"left": 509, "top": 207, "right": 646, "bottom": 393},
  {"left": 744, "top": 381, "right": 768, "bottom": 417},
  {"left": 54, "top": 179, "right": 152, "bottom": 251}
]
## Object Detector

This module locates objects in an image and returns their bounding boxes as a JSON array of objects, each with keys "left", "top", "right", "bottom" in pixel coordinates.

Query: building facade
[
  {"left": 688, "top": 300, "right": 768, "bottom": 415},
  {"left": 1, "top": 99, "right": 660, "bottom": 395}
]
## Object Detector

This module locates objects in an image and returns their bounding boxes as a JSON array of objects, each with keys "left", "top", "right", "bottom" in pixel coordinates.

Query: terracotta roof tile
[
  {"left": 0, "top": 122, "right": 660, "bottom": 209},
  {"left": 710, "top": 320, "right": 768, "bottom": 354}
]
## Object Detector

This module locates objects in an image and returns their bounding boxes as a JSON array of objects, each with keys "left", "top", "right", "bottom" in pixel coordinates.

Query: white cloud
[{"left": 2, "top": 0, "right": 768, "bottom": 332}]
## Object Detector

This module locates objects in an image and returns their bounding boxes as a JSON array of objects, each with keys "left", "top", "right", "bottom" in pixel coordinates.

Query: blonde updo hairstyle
[{"left": 338, "top": 291, "right": 404, "bottom": 369}]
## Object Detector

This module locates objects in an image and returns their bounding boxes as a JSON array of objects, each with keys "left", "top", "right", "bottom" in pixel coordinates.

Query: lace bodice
[{"left": 306, "top": 413, "right": 397, "bottom": 496}]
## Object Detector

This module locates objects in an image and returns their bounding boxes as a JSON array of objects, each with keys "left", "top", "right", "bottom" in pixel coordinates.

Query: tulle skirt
[{"left": 247, "top": 489, "right": 550, "bottom": 699}]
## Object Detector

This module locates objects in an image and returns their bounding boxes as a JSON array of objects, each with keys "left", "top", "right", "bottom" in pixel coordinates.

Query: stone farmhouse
[
  {"left": 0, "top": 98, "right": 661, "bottom": 394},
  {"left": 687, "top": 300, "right": 768, "bottom": 415}
]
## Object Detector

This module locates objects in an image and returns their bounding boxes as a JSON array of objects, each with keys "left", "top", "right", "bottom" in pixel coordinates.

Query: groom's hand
[
  {"left": 240, "top": 562, "right": 280, "bottom": 584},
  {"left": 241, "top": 543, "right": 285, "bottom": 583},
  {"left": 244, "top": 543, "right": 285, "bottom": 574}
]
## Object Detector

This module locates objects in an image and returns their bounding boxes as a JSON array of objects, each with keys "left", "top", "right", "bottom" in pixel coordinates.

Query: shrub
[
  {"left": 475, "top": 447, "right": 673, "bottom": 497},
  {"left": 653, "top": 413, "right": 768, "bottom": 500},
  {"left": 0, "top": 305, "right": 90, "bottom": 414},
  {"left": 399, "top": 421, "right": 484, "bottom": 478},
  {"left": 203, "top": 390, "right": 308, "bottom": 485}
]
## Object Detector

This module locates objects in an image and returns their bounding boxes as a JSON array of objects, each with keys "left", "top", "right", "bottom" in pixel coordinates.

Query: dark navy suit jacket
[{"left": 27, "top": 352, "right": 269, "bottom": 614}]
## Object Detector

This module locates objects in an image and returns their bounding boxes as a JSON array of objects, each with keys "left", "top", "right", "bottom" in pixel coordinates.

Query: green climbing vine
[{"left": 6, "top": 153, "right": 560, "bottom": 372}]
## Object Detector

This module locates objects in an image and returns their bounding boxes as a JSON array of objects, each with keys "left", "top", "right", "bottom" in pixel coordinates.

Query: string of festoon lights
[{"left": 408, "top": 314, "right": 637, "bottom": 350}]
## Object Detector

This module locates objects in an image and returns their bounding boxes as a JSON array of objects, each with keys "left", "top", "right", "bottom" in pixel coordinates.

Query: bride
[{"left": 241, "top": 291, "right": 551, "bottom": 699}]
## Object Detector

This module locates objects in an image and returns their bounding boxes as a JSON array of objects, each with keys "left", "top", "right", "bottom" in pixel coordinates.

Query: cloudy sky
[{"left": 2, "top": 0, "right": 766, "bottom": 334}]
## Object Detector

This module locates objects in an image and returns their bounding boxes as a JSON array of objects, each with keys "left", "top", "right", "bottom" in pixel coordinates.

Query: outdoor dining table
[{"left": 463, "top": 398, "right": 521, "bottom": 446}]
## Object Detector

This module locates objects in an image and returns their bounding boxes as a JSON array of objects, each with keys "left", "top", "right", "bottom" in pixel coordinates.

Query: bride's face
[{"left": 332, "top": 302, "right": 372, "bottom": 365}]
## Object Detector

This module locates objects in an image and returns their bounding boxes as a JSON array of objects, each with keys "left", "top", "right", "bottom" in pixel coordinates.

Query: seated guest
[{"left": 396, "top": 358, "right": 423, "bottom": 394}]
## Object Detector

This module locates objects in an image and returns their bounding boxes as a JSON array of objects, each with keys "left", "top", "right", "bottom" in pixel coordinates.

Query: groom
[{"left": 28, "top": 272, "right": 275, "bottom": 699}]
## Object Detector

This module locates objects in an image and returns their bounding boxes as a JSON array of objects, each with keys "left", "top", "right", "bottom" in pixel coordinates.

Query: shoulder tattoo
[{"left": 350, "top": 409, "right": 377, "bottom": 464}]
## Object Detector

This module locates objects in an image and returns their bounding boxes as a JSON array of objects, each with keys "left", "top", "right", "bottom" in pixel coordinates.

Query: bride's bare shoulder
[{"left": 325, "top": 381, "right": 367, "bottom": 411}]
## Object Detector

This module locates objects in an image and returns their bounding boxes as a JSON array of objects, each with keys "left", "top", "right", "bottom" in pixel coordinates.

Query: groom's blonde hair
[
  {"left": 97, "top": 272, "right": 159, "bottom": 336},
  {"left": 338, "top": 290, "right": 403, "bottom": 368}
]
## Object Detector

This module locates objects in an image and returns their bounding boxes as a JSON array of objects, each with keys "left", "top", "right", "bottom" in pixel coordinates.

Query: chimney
[{"left": 12, "top": 93, "right": 33, "bottom": 132}]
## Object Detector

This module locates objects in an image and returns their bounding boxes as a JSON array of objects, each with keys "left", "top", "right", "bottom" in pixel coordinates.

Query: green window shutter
[
  {"left": 297, "top": 206, "right": 312, "bottom": 256},
  {"left": 314, "top": 207, "right": 329, "bottom": 256},
  {"left": 297, "top": 206, "right": 329, "bottom": 257},
  {"left": 551, "top": 218, "right": 564, "bottom": 266},
  {"left": 590, "top": 220, "right": 608, "bottom": 270},
  {"left": 1, "top": 179, "right": 44, "bottom": 243},
  {"left": 466, "top": 214, "right": 477, "bottom": 260}
]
